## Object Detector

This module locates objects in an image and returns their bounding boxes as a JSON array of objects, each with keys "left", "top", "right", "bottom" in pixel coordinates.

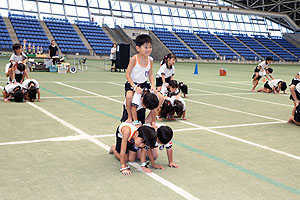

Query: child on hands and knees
[
  {"left": 137, "top": 124, "right": 179, "bottom": 169},
  {"left": 257, "top": 79, "right": 287, "bottom": 94},
  {"left": 289, "top": 72, "right": 300, "bottom": 116},
  {"left": 109, "top": 123, "right": 157, "bottom": 176},
  {"left": 22, "top": 79, "right": 41, "bottom": 102},
  {"left": 125, "top": 34, "right": 156, "bottom": 123},
  {"left": 2, "top": 83, "right": 24, "bottom": 102},
  {"left": 288, "top": 105, "right": 300, "bottom": 126}
]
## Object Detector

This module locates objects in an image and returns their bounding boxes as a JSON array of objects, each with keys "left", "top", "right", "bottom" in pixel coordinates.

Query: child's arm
[
  {"left": 20, "top": 69, "right": 28, "bottom": 84},
  {"left": 290, "top": 85, "right": 299, "bottom": 106},
  {"left": 161, "top": 74, "right": 166, "bottom": 85},
  {"left": 147, "top": 148, "right": 164, "bottom": 170},
  {"left": 149, "top": 61, "right": 156, "bottom": 92},
  {"left": 166, "top": 148, "right": 179, "bottom": 168},
  {"left": 37, "top": 89, "right": 41, "bottom": 102},
  {"left": 140, "top": 148, "right": 153, "bottom": 173},
  {"left": 268, "top": 74, "right": 274, "bottom": 80},
  {"left": 119, "top": 128, "right": 131, "bottom": 175},
  {"left": 2, "top": 90, "right": 9, "bottom": 102}
]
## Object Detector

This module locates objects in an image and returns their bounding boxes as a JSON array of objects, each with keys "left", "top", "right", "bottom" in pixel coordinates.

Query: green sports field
[{"left": 0, "top": 57, "right": 300, "bottom": 200}]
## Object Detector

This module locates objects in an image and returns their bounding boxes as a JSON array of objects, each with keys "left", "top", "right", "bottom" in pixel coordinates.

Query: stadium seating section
[
  {"left": 151, "top": 28, "right": 196, "bottom": 59},
  {"left": 0, "top": 15, "right": 12, "bottom": 51},
  {"left": 44, "top": 17, "right": 89, "bottom": 55},
  {"left": 76, "top": 20, "right": 112, "bottom": 55},
  {"left": 9, "top": 14, "right": 49, "bottom": 53}
]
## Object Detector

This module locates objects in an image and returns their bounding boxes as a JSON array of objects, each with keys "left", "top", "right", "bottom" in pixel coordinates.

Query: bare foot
[{"left": 125, "top": 119, "right": 132, "bottom": 123}]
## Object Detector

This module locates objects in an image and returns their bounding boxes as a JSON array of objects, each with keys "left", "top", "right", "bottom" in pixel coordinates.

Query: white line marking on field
[
  {"left": 192, "top": 82, "right": 249, "bottom": 91},
  {"left": 106, "top": 82, "right": 124, "bottom": 87},
  {"left": 55, "top": 82, "right": 123, "bottom": 104},
  {"left": 0, "top": 134, "right": 116, "bottom": 146},
  {"left": 185, "top": 98, "right": 286, "bottom": 122},
  {"left": 40, "top": 95, "right": 123, "bottom": 99},
  {"left": 189, "top": 87, "right": 217, "bottom": 94},
  {"left": 26, "top": 102, "right": 199, "bottom": 200},
  {"left": 177, "top": 120, "right": 300, "bottom": 160},
  {"left": 188, "top": 92, "right": 263, "bottom": 96},
  {"left": 174, "top": 121, "right": 286, "bottom": 132}
]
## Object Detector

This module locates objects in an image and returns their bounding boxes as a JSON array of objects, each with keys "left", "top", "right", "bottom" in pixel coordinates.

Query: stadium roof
[{"left": 223, "top": 0, "right": 300, "bottom": 30}]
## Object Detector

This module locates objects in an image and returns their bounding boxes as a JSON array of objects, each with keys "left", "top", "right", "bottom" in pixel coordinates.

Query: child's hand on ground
[
  {"left": 142, "top": 166, "right": 152, "bottom": 173},
  {"left": 152, "top": 164, "right": 164, "bottom": 170},
  {"left": 3, "top": 98, "right": 9, "bottom": 102},
  {"left": 169, "top": 162, "right": 179, "bottom": 168}
]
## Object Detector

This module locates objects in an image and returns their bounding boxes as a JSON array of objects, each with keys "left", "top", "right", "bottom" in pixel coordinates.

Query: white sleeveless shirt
[
  {"left": 118, "top": 122, "right": 138, "bottom": 143},
  {"left": 130, "top": 55, "right": 151, "bottom": 84}
]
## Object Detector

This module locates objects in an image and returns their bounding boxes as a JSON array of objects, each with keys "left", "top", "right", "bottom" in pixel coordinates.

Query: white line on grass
[
  {"left": 26, "top": 102, "right": 199, "bottom": 200},
  {"left": 184, "top": 98, "right": 286, "bottom": 122},
  {"left": 57, "top": 83, "right": 300, "bottom": 161},
  {"left": 0, "top": 134, "right": 116, "bottom": 146},
  {"left": 177, "top": 120, "right": 300, "bottom": 160},
  {"left": 192, "top": 82, "right": 249, "bottom": 91}
]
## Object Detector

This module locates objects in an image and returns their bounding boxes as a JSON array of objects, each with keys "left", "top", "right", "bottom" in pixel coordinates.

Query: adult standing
[
  {"left": 110, "top": 43, "right": 117, "bottom": 72},
  {"left": 49, "top": 40, "right": 58, "bottom": 65}
]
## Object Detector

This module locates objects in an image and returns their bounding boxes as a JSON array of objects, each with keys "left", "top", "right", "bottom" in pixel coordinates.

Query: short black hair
[
  {"left": 280, "top": 81, "right": 287, "bottom": 91},
  {"left": 266, "top": 57, "right": 273, "bottom": 61},
  {"left": 12, "top": 43, "right": 22, "bottom": 51},
  {"left": 160, "top": 99, "right": 174, "bottom": 118},
  {"left": 135, "top": 34, "right": 152, "bottom": 47},
  {"left": 142, "top": 93, "right": 159, "bottom": 110},
  {"left": 173, "top": 99, "right": 184, "bottom": 117},
  {"left": 266, "top": 67, "right": 273, "bottom": 73},
  {"left": 169, "top": 80, "right": 179, "bottom": 88},
  {"left": 13, "top": 90, "right": 23, "bottom": 102},
  {"left": 28, "top": 86, "right": 37, "bottom": 101},
  {"left": 17, "top": 63, "right": 25, "bottom": 72},
  {"left": 137, "top": 126, "right": 157, "bottom": 148},
  {"left": 157, "top": 126, "right": 173, "bottom": 145}
]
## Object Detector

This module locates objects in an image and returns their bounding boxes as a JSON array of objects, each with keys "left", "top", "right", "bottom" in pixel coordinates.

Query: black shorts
[
  {"left": 124, "top": 81, "right": 150, "bottom": 94},
  {"left": 120, "top": 105, "right": 146, "bottom": 124},
  {"left": 254, "top": 67, "right": 260, "bottom": 73},
  {"left": 264, "top": 82, "right": 272, "bottom": 90},
  {"left": 252, "top": 73, "right": 262, "bottom": 80},
  {"left": 290, "top": 79, "right": 300, "bottom": 86},
  {"left": 294, "top": 105, "right": 300, "bottom": 122},
  {"left": 289, "top": 90, "right": 300, "bottom": 101},
  {"left": 115, "top": 127, "right": 138, "bottom": 154},
  {"left": 9, "top": 73, "right": 23, "bottom": 83},
  {"left": 156, "top": 77, "right": 171, "bottom": 87}
]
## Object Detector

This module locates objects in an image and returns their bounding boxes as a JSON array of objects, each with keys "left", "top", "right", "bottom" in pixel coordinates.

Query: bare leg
[{"left": 125, "top": 91, "right": 134, "bottom": 123}]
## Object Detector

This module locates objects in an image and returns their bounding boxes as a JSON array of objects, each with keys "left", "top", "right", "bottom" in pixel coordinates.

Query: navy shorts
[
  {"left": 156, "top": 77, "right": 171, "bottom": 87},
  {"left": 289, "top": 90, "right": 300, "bottom": 101},
  {"left": 115, "top": 127, "right": 138, "bottom": 154},
  {"left": 120, "top": 105, "right": 146, "bottom": 124},
  {"left": 252, "top": 73, "right": 262, "bottom": 80},
  {"left": 290, "top": 79, "right": 300, "bottom": 86},
  {"left": 264, "top": 82, "right": 272, "bottom": 90},
  {"left": 124, "top": 81, "right": 150, "bottom": 94}
]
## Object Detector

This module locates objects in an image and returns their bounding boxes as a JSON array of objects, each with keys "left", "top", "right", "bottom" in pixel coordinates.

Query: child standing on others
[
  {"left": 156, "top": 53, "right": 176, "bottom": 92},
  {"left": 252, "top": 57, "right": 273, "bottom": 91},
  {"left": 125, "top": 34, "right": 156, "bottom": 123}
]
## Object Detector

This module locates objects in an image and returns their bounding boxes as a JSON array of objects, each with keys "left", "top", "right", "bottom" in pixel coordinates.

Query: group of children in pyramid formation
[
  {"left": 251, "top": 56, "right": 300, "bottom": 126},
  {"left": 109, "top": 34, "right": 189, "bottom": 175},
  {"left": 2, "top": 43, "right": 40, "bottom": 102}
]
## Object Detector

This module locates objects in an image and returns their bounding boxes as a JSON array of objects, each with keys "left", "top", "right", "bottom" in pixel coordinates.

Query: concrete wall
[{"left": 283, "top": 33, "right": 300, "bottom": 48}]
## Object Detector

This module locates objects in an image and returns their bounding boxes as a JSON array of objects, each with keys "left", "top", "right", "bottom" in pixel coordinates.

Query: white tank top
[
  {"left": 118, "top": 122, "right": 137, "bottom": 143},
  {"left": 130, "top": 55, "right": 151, "bottom": 84}
]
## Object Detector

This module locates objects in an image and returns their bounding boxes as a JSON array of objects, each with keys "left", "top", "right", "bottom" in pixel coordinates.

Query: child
[
  {"left": 7, "top": 43, "right": 29, "bottom": 83},
  {"left": 156, "top": 53, "right": 176, "bottom": 91},
  {"left": 170, "top": 96, "right": 187, "bottom": 120},
  {"left": 289, "top": 72, "right": 300, "bottom": 115},
  {"left": 121, "top": 90, "right": 159, "bottom": 124},
  {"left": 109, "top": 122, "right": 157, "bottom": 176},
  {"left": 131, "top": 89, "right": 159, "bottom": 124},
  {"left": 179, "top": 81, "right": 188, "bottom": 98},
  {"left": 6, "top": 62, "right": 27, "bottom": 84},
  {"left": 257, "top": 79, "right": 287, "bottom": 94},
  {"left": 252, "top": 57, "right": 273, "bottom": 91},
  {"left": 110, "top": 43, "right": 117, "bottom": 72},
  {"left": 288, "top": 104, "right": 300, "bottom": 126},
  {"left": 22, "top": 79, "right": 40, "bottom": 102},
  {"left": 2, "top": 83, "right": 24, "bottom": 102},
  {"left": 137, "top": 124, "right": 179, "bottom": 169},
  {"left": 125, "top": 34, "right": 156, "bottom": 123}
]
